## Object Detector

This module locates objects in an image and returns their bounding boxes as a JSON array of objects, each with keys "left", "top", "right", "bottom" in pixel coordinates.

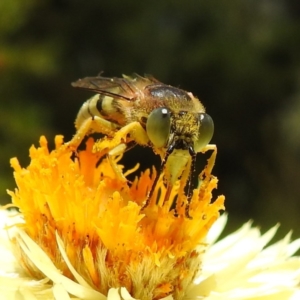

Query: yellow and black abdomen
[{"left": 75, "top": 94, "right": 126, "bottom": 130}]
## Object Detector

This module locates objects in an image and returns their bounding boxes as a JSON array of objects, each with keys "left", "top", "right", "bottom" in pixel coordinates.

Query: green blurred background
[{"left": 1, "top": 0, "right": 300, "bottom": 236}]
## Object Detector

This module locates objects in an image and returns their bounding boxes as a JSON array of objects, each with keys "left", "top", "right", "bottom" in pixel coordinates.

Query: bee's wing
[{"left": 72, "top": 76, "right": 137, "bottom": 100}]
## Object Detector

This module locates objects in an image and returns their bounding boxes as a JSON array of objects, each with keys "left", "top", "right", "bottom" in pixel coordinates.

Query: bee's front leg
[
  {"left": 93, "top": 122, "right": 150, "bottom": 182},
  {"left": 93, "top": 121, "right": 149, "bottom": 154},
  {"left": 182, "top": 144, "right": 217, "bottom": 218},
  {"left": 200, "top": 144, "right": 217, "bottom": 176},
  {"left": 58, "top": 116, "right": 120, "bottom": 155}
]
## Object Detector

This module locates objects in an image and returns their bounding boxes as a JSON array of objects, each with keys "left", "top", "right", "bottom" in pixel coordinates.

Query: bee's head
[{"left": 146, "top": 107, "right": 214, "bottom": 155}]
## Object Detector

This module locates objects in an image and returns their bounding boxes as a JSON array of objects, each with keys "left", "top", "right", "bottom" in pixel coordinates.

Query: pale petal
[
  {"left": 2, "top": 207, "right": 300, "bottom": 300},
  {"left": 55, "top": 232, "right": 94, "bottom": 290},
  {"left": 286, "top": 238, "right": 300, "bottom": 257},
  {"left": 120, "top": 287, "right": 137, "bottom": 300},
  {"left": 205, "top": 213, "right": 228, "bottom": 245},
  {"left": 107, "top": 288, "right": 135, "bottom": 300},
  {"left": 0, "top": 210, "right": 24, "bottom": 273},
  {"left": 159, "top": 295, "right": 174, "bottom": 300},
  {"left": 53, "top": 283, "right": 71, "bottom": 300},
  {"left": 290, "top": 289, "right": 300, "bottom": 300},
  {"left": 0, "top": 276, "right": 53, "bottom": 300},
  {"left": 17, "top": 229, "right": 105, "bottom": 300},
  {"left": 190, "top": 221, "right": 300, "bottom": 299}
]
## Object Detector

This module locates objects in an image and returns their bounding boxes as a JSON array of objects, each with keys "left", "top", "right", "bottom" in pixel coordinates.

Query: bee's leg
[
  {"left": 142, "top": 144, "right": 174, "bottom": 210},
  {"left": 108, "top": 143, "right": 127, "bottom": 156},
  {"left": 111, "top": 121, "right": 149, "bottom": 147},
  {"left": 184, "top": 147, "right": 197, "bottom": 218},
  {"left": 93, "top": 121, "right": 149, "bottom": 153},
  {"left": 106, "top": 143, "right": 141, "bottom": 184},
  {"left": 183, "top": 144, "right": 217, "bottom": 218},
  {"left": 58, "top": 116, "right": 119, "bottom": 155},
  {"left": 201, "top": 144, "right": 217, "bottom": 175},
  {"left": 141, "top": 161, "right": 164, "bottom": 210},
  {"left": 185, "top": 144, "right": 217, "bottom": 217},
  {"left": 92, "top": 122, "right": 149, "bottom": 183},
  {"left": 106, "top": 144, "right": 128, "bottom": 183}
]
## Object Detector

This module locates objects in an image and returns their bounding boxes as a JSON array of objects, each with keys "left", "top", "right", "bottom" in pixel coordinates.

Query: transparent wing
[{"left": 72, "top": 76, "right": 138, "bottom": 100}]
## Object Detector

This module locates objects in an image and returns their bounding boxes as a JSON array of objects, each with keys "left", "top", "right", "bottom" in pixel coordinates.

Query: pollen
[{"left": 7, "top": 135, "right": 224, "bottom": 300}]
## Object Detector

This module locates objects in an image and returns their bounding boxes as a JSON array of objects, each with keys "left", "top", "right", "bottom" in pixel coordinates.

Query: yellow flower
[
  {"left": 2, "top": 136, "right": 300, "bottom": 299},
  {"left": 3, "top": 135, "right": 225, "bottom": 299}
]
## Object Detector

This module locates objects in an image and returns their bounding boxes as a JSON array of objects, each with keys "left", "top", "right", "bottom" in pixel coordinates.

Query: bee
[{"left": 68, "top": 74, "right": 215, "bottom": 217}]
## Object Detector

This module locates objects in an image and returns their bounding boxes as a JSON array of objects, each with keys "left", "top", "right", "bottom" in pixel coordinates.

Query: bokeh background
[{"left": 1, "top": 1, "right": 300, "bottom": 237}]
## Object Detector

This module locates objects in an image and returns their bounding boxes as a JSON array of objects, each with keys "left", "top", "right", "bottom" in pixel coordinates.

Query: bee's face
[
  {"left": 142, "top": 85, "right": 214, "bottom": 156},
  {"left": 146, "top": 106, "right": 214, "bottom": 154}
]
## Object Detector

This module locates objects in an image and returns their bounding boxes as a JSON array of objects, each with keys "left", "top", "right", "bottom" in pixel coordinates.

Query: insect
[{"left": 68, "top": 74, "right": 215, "bottom": 217}]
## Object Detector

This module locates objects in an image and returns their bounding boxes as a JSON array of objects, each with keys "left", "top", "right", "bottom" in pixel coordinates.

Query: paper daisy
[{"left": 1, "top": 136, "right": 300, "bottom": 299}]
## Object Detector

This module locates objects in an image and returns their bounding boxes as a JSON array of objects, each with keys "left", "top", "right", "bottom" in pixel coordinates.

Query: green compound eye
[
  {"left": 194, "top": 113, "right": 214, "bottom": 152},
  {"left": 146, "top": 107, "right": 171, "bottom": 148}
]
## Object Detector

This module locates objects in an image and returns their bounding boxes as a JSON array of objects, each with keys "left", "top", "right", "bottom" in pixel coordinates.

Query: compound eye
[
  {"left": 194, "top": 113, "right": 214, "bottom": 152},
  {"left": 146, "top": 107, "right": 171, "bottom": 148}
]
